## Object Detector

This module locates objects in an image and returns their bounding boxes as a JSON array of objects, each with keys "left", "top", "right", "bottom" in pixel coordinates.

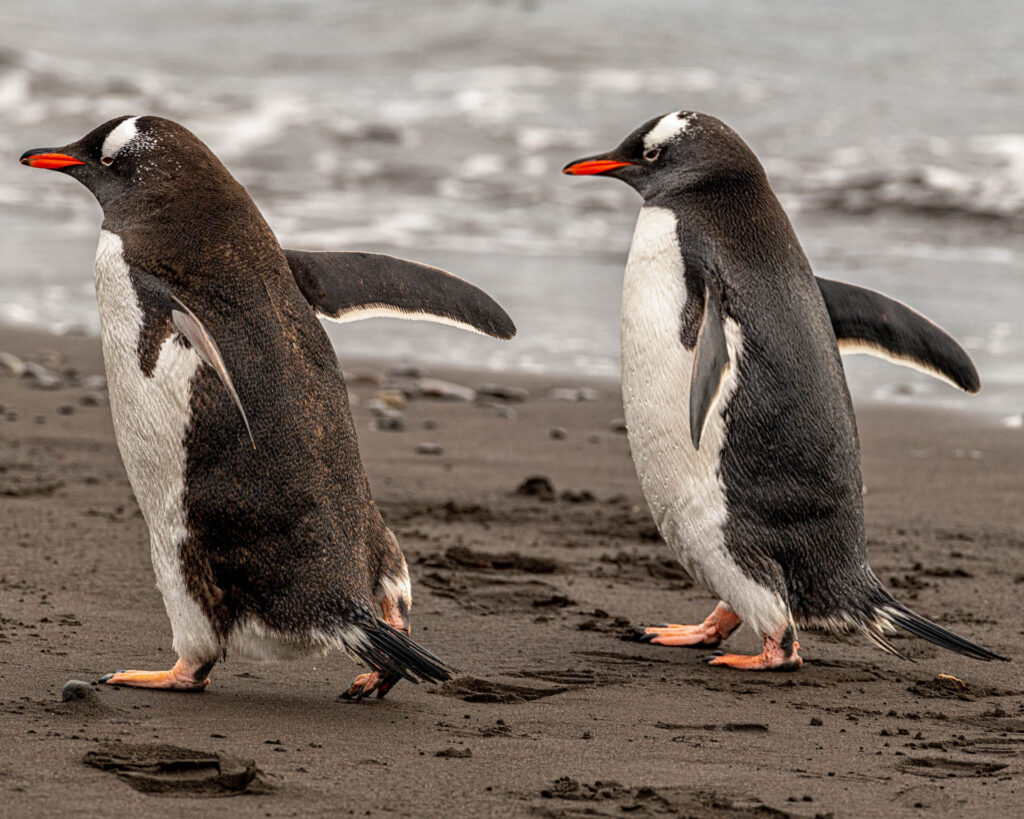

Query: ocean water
[{"left": 1, "top": 0, "right": 1021, "bottom": 414}]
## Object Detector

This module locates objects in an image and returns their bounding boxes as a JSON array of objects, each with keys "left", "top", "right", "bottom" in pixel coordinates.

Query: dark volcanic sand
[{"left": 1, "top": 325, "right": 1022, "bottom": 817}]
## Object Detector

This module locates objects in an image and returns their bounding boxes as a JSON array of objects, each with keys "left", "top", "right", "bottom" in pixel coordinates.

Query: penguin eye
[
  {"left": 643, "top": 148, "right": 661, "bottom": 162},
  {"left": 100, "top": 156, "right": 114, "bottom": 166}
]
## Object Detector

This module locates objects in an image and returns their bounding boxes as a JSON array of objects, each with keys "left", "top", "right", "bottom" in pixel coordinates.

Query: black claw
[
  {"left": 701, "top": 651, "right": 725, "bottom": 663},
  {"left": 637, "top": 633, "right": 654, "bottom": 643},
  {"left": 98, "top": 672, "right": 122, "bottom": 684}
]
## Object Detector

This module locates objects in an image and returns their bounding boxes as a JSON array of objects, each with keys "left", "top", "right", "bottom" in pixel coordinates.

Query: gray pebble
[
  {"left": 374, "top": 409, "right": 405, "bottom": 431},
  {"left": 608, "top": 418, "right": 628, "bottom": 434},
  {"left": 61, "top": 679, "right": 97, "bottom": 702},
  {"left": 422, "top": 418, "right": 439, "bottom": 430},
  {"left": 56, "top": 403, "right": 75, "bottom": 416},
  {"left": 416, "top": 378, "right": 476, "bottom": 402},
  {"left": 80, "top": 374, "right": 108, "bottom": 391},
  {"left": 415, "top": 442, "right": 444, "bottom": 456},
  {"left": 549, "top": 426, "right": 567, "bottom": 440},
  {"left": 495, "top": 406, "right": 517, "bottom": 420}
]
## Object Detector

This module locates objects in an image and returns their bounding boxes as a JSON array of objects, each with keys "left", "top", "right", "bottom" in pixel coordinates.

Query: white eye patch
[
  {"left": 101, "top": 116, "right": 140, "bottom": 159},
  {"left": 643, "top": 111, "right": 695, "bottom": 151}
]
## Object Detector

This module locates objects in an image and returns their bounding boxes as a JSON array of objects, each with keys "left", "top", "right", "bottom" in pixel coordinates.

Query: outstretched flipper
[
  {"left": 817, "top": 277, "right": 980, "bottom": 393},
  {"left": 285, "top": 249, "right": 516, "bottom": 339},
  {"left": 689, "top": 280, "right": 731, "bottom": 449},
  {"left": 132, "top": 270, "right": 256, "bottom": 448}
]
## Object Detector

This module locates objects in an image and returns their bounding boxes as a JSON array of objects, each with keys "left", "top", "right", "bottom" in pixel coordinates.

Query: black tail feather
[
  {"left": 347, "top": 611, "right": 454, "bottom": 684},
  {"left": 885, "top": 600, "right": 1008, "bottom": 662}
]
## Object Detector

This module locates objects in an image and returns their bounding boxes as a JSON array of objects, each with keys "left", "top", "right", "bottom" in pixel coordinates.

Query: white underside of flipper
[
  {"left": 620, "top": 207, "right": 789, "bottom": 637},
  {"left": 94, "top": 229, "right": 219, "bottom": 663}
]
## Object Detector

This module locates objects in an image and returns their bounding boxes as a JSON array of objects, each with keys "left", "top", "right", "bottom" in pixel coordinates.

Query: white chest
[
  {"left": 94, "top": 230, "right": 216, "bottom": 659},
  {"left": 619, "top": 208, "right": 756, "bottom": 602}
]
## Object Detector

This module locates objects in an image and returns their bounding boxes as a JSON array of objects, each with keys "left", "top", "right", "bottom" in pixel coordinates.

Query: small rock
[
  {"left": 435, "top": 747, "right": 472, "bottom": 759},
  {"left": 61, "top": 680, "right": 97, "bottom": 702},
  {"left": 387, "top": 363, "right": 425, "bottom": 379},
  {"left": 5, "top": 411, "right": 18, "bottom": 422},
  {"left": 477, "top": 383, "right": 528, "bottom": 402},
  {"left": 344, "top": 368, "right": 385, "bottom": 387},
  {"left": 494, "top": 406, "right": 517, "bottom": 420},
  {"left": 23, "top": 362, "right": 63, "bottom": 390},
  {"left": 587, "top": 434, "right": 601, "bottom": 444},
  {"left": 416, "top": 378, "right": 476, "bottom": 402},
  {"left": 549, "top": 427, "right": 567, "bottom": 440},
  {"left": 514, "top": 476, "right": 555, "bottom": 500},
  {"left": 80, "top": 374, "right": 108, "bottom": 391},
  {"left": 608, "top": 418, "right": 628, "bottom": 434},
  {"left": 0, "top": 351, "right": 26, "bottom": 377},
  {"left": 56, "top": 403, "right": 75, "bottom": 416},
  {"left": 374, "top": 409, "right": 405, "bottom": 431},
  {"left": 415, "top": 443, "right": 444, "bottom": 456},
  {"left": 373, "top": 389, "right": 407, "bottom": 409},
  {"left": 79, "top": 392, "right": 105, "bottom": 407},
  {"left": 560, "top": 489, "right": 595, "bottom": 503},
  {"left": 422, "top": 418, "right": 439, "bottom": 430},
  {"left": 549, "top": 387, "right": 603, "bottom": 402}
]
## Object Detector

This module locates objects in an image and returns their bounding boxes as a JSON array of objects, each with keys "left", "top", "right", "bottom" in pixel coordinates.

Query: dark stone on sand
[
  {"left": 549, "top": 426, "right": 567, "bottom": 440},
  {"left": 494, "top": 405, "right": 517, "bottom": 420},
  {"left": 608, "top": 418, "right": 628, "bottom": 434},
  {"left": 415, "top": 442, "right": 444, "bottom": 456},
  {"left": 435, "top": 747, "right": 472, "bottom": 758},
  {"left": 514, "top": 475, "right": 555, "bottom": 500},
  {"left": 82, "top": 742, "right": 273, "bottom": 796},
  {"left": 477, "top": 383, "right": 528, "bottom": 402},
  {"left": 560, "top": 489, "right": 595, "bottom": 503},
  {"left": 61, "top": 679, "right": 97, "bottom": 702},
  {"left": 56, "top": 403, "right": 75, "bottom": 416},
  {"left": 374, "top": 408, "right": 405, "bottom": 431},
  {"left": 422, "top": 418, "right": 439, "bottom": 430},
  {"left": 79, "top": 392, "right": 105, "bottom": 407}
]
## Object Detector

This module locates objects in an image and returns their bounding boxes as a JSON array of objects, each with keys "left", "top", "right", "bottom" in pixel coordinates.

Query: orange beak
[
  {"left": 19, "top": 151, "right": 85, "bottom": 170},
  {"left": 562, "top": 158, "right": 633, "bottom": 176}
]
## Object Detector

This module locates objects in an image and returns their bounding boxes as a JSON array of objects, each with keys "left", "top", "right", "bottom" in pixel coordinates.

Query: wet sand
[{"left": 1, "top": 324, "right": 1021, "bottom": 817}]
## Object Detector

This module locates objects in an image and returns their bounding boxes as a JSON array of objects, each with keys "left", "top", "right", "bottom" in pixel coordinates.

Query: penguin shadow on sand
[
  {"left": 21, "top": 115, "right": 515, "bottom": 702},
  {"left": 562, "top": 110, "right": 1008, "bottom": 672}
]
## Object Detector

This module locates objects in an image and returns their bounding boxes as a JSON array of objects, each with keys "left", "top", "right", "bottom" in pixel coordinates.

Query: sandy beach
[{"left": 0, "top": 323, "right": 1021, "bottom": 817}]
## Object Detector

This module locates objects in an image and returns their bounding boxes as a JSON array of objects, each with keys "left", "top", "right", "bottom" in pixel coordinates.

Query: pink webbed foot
[
  {"left": 637, "top": 602, "right": 742, "bottom": 647},
  {"left": 705, "top": 625, "right": 802, "bottom": 671},
  {"left": 100, "top": 658, "right": 215, "bottom": 691}
]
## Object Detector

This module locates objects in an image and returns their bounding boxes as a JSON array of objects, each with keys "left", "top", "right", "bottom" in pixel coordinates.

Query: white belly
[
  {"left": 94, "top": 229, "right": 218, "bottom": 661},
  {"left": 620, "top": 207, "right": 787, "bottom": 635}
]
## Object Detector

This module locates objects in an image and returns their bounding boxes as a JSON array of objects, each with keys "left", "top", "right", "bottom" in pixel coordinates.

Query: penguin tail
[
  {"left": 339, "top": 608, "right": 454, "bottom": 685},
  {"left": 853, "top": 583, "right": 1009, "bottom": 662}
]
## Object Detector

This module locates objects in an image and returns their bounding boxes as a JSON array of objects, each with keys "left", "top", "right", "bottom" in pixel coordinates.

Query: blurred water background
[{"left": 1, "top": 0, "right": 1021, "bottom": 415}]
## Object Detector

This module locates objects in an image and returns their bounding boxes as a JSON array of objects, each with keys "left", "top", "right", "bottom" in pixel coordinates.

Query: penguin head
[
  {"left": 20, "top": 115, "right": 223, "bottom": 211},
  {"left": 562, "top": 111, "right": 762, "bottom": 200}
]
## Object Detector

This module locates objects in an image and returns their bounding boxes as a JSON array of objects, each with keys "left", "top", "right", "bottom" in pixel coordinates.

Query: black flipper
[
  {"left": 284, "top": 249, "right": 516, "bottom": 340},
  {"left": 170, "top": 303, "right": 255, "bottom": 449},
  {"left": 817, "top": 277, "right": 980, "bottom": 393},
  {"left": 689, "top": 281, "right": 731, "bottom": 449},
  {"left": 132, "top": 270, "right": 255, "bottom": 449}
]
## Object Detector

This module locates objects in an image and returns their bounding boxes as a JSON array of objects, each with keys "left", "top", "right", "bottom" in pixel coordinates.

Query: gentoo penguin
[
  {"left": 563, "top": 111, "right": 1005, "bottom": 670},
  {"left": 21, "top": 115, "right": 515, "bottom": 697}
]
